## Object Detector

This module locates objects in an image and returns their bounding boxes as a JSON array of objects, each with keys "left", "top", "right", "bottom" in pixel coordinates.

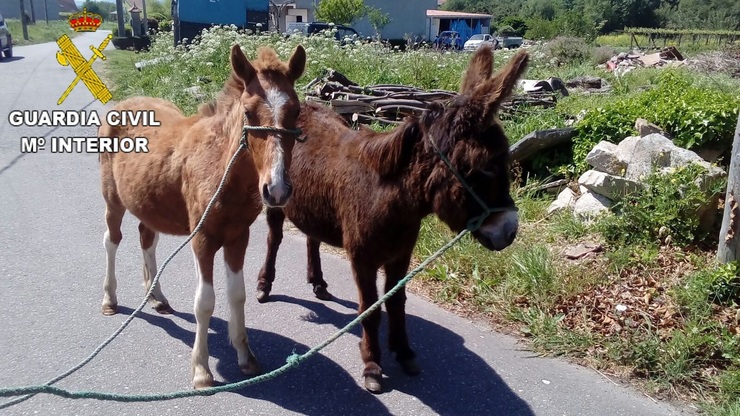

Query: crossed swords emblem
[{"left": 55, "top": 34, "right": 113, "bottom": 105}]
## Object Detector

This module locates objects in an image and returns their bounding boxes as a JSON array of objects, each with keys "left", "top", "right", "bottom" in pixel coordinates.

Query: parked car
[
  {"left": 495, "top": 34, "right": 523, "bottom": 49},
  {"left": 463, "top": 33, "right": 498, "bottom": 51},
  {"left": 285, "top": 22, "right": 359, "bottom": 42},
  {"left": 433, "top": 31, "right": 463, "bottom": 50},
  {"left": 0, "top": 13, "right": 13, "bottom": 59}
]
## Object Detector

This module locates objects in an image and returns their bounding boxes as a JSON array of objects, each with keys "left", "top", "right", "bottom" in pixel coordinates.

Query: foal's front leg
[
  {"left": 190, "top": 235, "right": 218, "bottom": 389},
  {"left": 350, "top": 258, "right": 384, "bottom": 393},
  {"left": 224, "top": 233, "right": 261, "bottom": 377}
]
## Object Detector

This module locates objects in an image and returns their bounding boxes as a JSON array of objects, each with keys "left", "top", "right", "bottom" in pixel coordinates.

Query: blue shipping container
[{"left": 172, "top": 0, "right": 268, "bottom": 45}]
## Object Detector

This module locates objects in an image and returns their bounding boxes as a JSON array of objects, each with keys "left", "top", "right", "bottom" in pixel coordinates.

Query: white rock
[
  {"left": 574, "top": 189, "right": 613, "bottom": 222},
  {"left": 586, "top": 141, "right": 626, "bottom": 176},
  {"left": 547, "top": 188, "right": 577, "bottom": 215},
  {"left": 577, "top": 169, "right": 642, "bottom": 201}
]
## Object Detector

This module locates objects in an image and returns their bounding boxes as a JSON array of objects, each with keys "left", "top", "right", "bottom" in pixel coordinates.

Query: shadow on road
[
  {"left": 118, "top": 306, "right": 393, "bottom": 415},
  {"left": 120, "top": 289, "right": 536, "bottom": 415},
  {"left": 0, "top": 56, "right": 25, "bottom": 63},
  {"left": 267, "top": 294, "right": 536, "bottom": 416}
]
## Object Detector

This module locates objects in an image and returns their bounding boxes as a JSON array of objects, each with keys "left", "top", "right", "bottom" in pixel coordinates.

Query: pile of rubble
[
  {"left": 601, "top": 46, "right": 686, "bottom": 76},
  {"left": 548, "top": 118, "right": 726, "bottom": 223}
]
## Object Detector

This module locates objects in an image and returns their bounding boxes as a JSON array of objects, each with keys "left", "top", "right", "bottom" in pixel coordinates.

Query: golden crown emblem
[{"left": 68, "top": 8, "right": 103, "bottom": 32}]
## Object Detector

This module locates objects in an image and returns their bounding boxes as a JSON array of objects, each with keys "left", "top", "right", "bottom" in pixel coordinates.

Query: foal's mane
[{"left": 197, "top": 47, "right": 290, "bottom": 118}]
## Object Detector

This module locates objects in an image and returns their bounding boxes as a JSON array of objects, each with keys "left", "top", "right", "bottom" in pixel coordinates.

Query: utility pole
[
  {"left": 43, "top": 0, "right": 48, "bottom": 23},
  {"left": 718, "top": 112, "right": 740, "bottom": 263},
  {"left": 115, "top": 0, "right": 126, "bottom": 38},
  {"left": 19, "top": 0, "right": 29, "bottom": 40}
]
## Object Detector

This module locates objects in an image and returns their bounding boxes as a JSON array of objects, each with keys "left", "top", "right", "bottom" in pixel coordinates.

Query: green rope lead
[
  {"left": 0, "top": 134, "right": 248, "bottom": 411},
  {"left": 0, "top": 228, "right": 470, "bottom": 403}
]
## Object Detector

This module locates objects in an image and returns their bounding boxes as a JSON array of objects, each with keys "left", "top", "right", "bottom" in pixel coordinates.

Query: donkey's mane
[{"left": 356, "top": 117, "right": 420, "bottom": 178}]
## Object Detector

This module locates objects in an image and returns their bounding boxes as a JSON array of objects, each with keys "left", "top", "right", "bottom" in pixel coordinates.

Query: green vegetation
[
  {"left": 105, "top": 25, "right": 740, "bottom": 414},
  {"left": 314, "top": 0, "right": 368, "bottom": 26},
  {"left": 442, "top": 0, "right": 740, "bottom": 42},
  {"left": 5, "top": 19, "right": 77, "bottom": 46}
]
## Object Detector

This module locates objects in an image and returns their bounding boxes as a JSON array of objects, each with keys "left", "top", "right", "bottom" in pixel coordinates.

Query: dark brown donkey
[
  {"left": 256, "top": 46, "right": 526, "bottom": 393},
  {"left": 98, "top": 44, "right": 306, "bottom": 389}
]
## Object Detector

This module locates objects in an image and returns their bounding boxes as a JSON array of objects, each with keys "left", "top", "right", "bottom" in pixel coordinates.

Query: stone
[
  {"left": 573, "top": 189, "right": 613, "bottom": 222},
  {"left": 586, "top": 141, "right": 626, "bottom": 176},
  {"left": 635, "top": 118, "right": 669, "bottom": 138},
  {"left": 577, "top": 169, "right": 642, "bottom": 201},
  {"left": 508, "top": 127, "right": 577, "bottom": 162},
  {"left": 547, "top": 187, "right": 577, "bottom": 215}
]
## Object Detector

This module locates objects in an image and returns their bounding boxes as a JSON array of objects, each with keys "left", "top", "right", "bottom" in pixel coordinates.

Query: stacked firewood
[{"left": 303, "top": 69, "right": 558, "bottom": 126}]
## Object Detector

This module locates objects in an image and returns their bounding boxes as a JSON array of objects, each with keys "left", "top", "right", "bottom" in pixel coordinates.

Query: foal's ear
[
  {"left": 287, "top": 44, "right": 306, "bottom": 83},
  {"left": 230, "top": 44, "right": 256, "bottom": 88},
  {"left": 481, "top": 50, "right": 529, "bottom": 117},
  {"left": 460, "top": 45, "right": 493, "bottom": 94}
]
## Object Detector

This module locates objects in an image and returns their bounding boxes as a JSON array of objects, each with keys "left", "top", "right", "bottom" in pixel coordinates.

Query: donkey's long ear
[
  {"left": 287, "top": 44, "right": 307, "bottom": 83},
  {"left": 481, "top": 50, "right": 529, "bottom": 119},
  {"left": 230, "top": 44, "right": 256, "bottom": 88},
  {"left": 460, "top": 45, "right": 494, "bottom": 94}
]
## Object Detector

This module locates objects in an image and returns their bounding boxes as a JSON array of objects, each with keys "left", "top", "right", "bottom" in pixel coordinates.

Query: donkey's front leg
[
  {"left": 383, "top": 253, "right": 419, "bottom": 376},
  {"left": 224, "top": 233, "right": 261, "bottom": 377},
  {"left": 256, "top": 207, "right": 286, "bottom": 303},
  {"left": 350, "top": 258, "right": 383, "bottom": 393},
  {"left": 190, "top": 235, "right": 218, "bottom": 389},
  {"left": 307, "top": 237, "right": 332, "bottom": 300}
]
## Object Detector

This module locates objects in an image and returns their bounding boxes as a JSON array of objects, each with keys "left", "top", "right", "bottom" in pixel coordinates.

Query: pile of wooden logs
[{"left": 303, "top": 69, "right": 559, "bottom": 126}]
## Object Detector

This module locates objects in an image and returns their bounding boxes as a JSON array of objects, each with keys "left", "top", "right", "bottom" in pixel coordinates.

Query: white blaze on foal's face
[{"left": 258, "top": 87, "right": 293, "bottom": 207}]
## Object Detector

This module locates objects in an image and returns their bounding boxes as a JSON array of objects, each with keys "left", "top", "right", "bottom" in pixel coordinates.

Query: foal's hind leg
[
  {"left": 224, "top": 232, "right": 261, "bottom": 378},
  {"left": 350, "top": 258, "right": 384, "bottom": 393},
  {"left": 256, "top": 207, "right": 285, "bottom": 303},
  {"left": 138, "top": 222, "right": 173, "bottom": 314},
  {"left": 307, "top": 238, "right": 331, "bottom": 300},
  {"left": 102, "top": 205, "right": 124, "bottom": 315},
  {"left": 383, "top": 254, "right": 420, "bottom": 377}
]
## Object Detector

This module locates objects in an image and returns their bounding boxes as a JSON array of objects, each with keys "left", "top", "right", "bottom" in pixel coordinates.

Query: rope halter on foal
[{"left": 239, "top": 112, "right": 306, "bottom": 149}]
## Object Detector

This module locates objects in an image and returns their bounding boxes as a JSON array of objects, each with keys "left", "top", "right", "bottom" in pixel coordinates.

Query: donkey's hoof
[
  {"left": 153, "top": 302, "right": 174, "bottom": 315},
  {"left": 256, "top": 290, "right": 271, "bottom": 303},
  {"left": 240, "top": 360, "right": 262, "bottom": 377},
  {"left": 398, "top": 358, "right": 421, "bottom": 376},
  {"left": 363, "top": 374, "right": 383, "bottom": 394},
  {"left": 102, "top": 304, "right": 118, "bottom": 316},
  {"left": 313, "top": 286, "right": 332, "bottom": 301}
]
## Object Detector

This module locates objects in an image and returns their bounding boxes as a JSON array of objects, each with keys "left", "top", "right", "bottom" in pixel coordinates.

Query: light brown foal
[{"left": 97, "top": 44, "right": 306, "bottom": 388}]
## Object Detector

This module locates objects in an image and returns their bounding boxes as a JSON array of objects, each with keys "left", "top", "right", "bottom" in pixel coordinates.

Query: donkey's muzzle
[
  {"left": 472, "top": 210, "right": 518, "bottom": 251},
  {"left": 262, "top": 181, "right": 292, "bottom": 207}
]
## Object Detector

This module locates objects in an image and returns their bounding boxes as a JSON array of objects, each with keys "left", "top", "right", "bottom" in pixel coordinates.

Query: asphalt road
[{"left": 0, "top": 31, "right": 694, "bottom": 416}]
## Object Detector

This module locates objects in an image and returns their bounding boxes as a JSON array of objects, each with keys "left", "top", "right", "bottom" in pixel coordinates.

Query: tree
[
  {"left": 367, "top": 6, "right": 390, "bottom": 39},
  {"left": 314, "top": 0, "right": 367, "bottom": 26}
]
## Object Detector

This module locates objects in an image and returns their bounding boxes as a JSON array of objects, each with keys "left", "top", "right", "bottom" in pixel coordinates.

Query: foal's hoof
[
  {"left": 192, "top": 374, "right": 214, "bottom": 390},
  {"left": 153, "top": 302, "right": 174, "bottom": 315},
  {"left": 313, "top": 286, "right": 332, "bottom": 301},
  {"left": 399, "top": 358, "right": 421, "bottom": 376},
  {"left": 363, "top": 374, "right": 383, "bottom": 394},
  {"left": 256, "top": 290, "right": 271, "bottom": 303},
  {"left": 102, "top": 304, "right": 118, "bottom": 316}
]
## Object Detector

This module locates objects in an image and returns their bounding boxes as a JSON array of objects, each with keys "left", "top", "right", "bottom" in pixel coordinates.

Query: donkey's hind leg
[
  {"left": 256, "top": 207, "right": 285, "bottom": 303},
  {"left": 138, "top": 222, "right": 173, "bottom": 314},
  {"left": 307, "top": 238, "right": 331, "bottom": 300},
  {"left": 102, "top": 205, "right": 124, "bottom": 316}
]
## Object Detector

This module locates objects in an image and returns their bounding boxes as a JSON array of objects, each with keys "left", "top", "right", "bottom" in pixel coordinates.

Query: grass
[
  {"left": 102, "top": 26, "right": 740, "bottom": 414},
  {"left": 5, "top": 18, "right": 79, "bottom": 46}
]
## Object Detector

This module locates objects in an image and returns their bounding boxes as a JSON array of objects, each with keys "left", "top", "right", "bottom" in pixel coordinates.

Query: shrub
[
  {"left": 159, "top": 20, "right": 172, "bottom": 32},
  {"left": 597, "top": 164, "right": 725, "bottom": 248},
  {"left": 592, "top": 46, "right": 616, "bottom": 64},
  {"left": 545, "top": 36, "right": 592, "bottom": 66},
  {"left": 571, "top": 71, "right": 739, "bottom": 175},
  {"left": 525, "top": 17, "right": 559, "bottom": 40}
]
